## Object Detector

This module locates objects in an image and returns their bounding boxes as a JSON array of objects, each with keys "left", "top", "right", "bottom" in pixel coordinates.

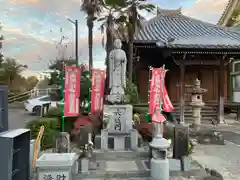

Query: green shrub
[
  {"left": 26, "top": 117, "right": 60, "bottom": 150},
  {"left": 46, "top": 107, "right": 82, "bottom": 133},
  {"left": 133, "top": 107, "right": 148, "bottom": 114},
  {"left": 133, "top": 103, "right": 148, "bottom": 107},
  {"left": 125, "top": 80, "right": 139, "bottom": 104},
  {"left": 45, "top": 107, "right": 62, "bottom": 117},
  {"left": 60, "top": 116, "right": 77, "bottom": 133}
]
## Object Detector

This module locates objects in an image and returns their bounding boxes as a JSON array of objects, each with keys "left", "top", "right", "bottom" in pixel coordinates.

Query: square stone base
[
  {"left": 97, "top": 129, "right": 139, "bottom": 151},
  {"left": 106, "top": 161, "right": 139, "bottom": 171}
]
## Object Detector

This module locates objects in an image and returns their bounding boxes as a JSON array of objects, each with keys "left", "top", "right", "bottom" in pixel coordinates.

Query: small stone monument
[
  {"left": 101, "top": 39, "right": 138, "bottom": 151},
  {"left": 189, "top": 79, "right": 207, "bottom": 129},
  {"left": 77, "top": 125, "right": 91, "bottom": 147},
  {"left": 53, "top": 132, "right": 70, "bottom": 153},
  {"left": 76, "top": 124, "right": 93, "bottom": 174}
]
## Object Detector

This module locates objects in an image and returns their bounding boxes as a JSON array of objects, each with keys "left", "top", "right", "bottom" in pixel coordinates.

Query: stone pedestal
[
  {"left": 101, "top": 104, "right": 138, "bottom": 151},
  {"left": 36, "top": 153, "right": 78, "bottom": 180},
  {"left": 79, "top": 158, "right": 89, "bottom": 174},
  {"left": 192, "top": 107, "right": 201, "bottom": 125},
  {"left": 105, "top": 104, "right": 132, "bottom": 132}
]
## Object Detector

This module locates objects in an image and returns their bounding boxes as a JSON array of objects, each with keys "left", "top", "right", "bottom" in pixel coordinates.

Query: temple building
[{"left": 116, "top": 8, "right": 240, "bottom": 123}]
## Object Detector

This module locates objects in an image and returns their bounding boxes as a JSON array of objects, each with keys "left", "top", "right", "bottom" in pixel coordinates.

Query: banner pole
[
  {"left": 61, "top": 64, "right": 65, "bottom": 132},
  {"left": 88, "top": 68, "right": 92, "bottom": 114},
  {"left": 146, "top": 66, "right": 152, "bottom": 122},
  {"left": 88, "top": 87, "right": 91, "bottom": 113},
  {"left": 160, "top": 64, "right": 165, "bottom": 111}
]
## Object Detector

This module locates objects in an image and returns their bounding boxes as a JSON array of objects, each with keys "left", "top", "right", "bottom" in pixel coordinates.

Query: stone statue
[{"left": 107, "top": 39, "right": 127, "bottom": 103}]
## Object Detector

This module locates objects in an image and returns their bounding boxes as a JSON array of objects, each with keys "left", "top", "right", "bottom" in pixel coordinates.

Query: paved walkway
[{"left": 191, "top": 142, "right": 240, "bottom": 180}]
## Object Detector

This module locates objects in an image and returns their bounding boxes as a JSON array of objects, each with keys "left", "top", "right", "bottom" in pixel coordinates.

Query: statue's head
[{"left": 114, "top": 39, "right": 122, "bottom": 49}]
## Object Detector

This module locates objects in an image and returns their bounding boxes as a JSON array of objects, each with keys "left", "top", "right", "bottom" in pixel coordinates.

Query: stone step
[
  {"left": 173, "top": 109, "right": 217, "bottom": 112},
  {"left": 173, "top": 107, "right": 216, "bottom": 110},
  {"left": 75, "top": 158, "right": 206, "bottom": 179},
  {"left": 76, "top": 170, "right": 150, "bottom": 179},
  {"left": 76, "top": 170, "right": 207, "bottom": 180},
  {"left": 173, "top": 113, "right": 217, "bottom": 117},
  {"left": 93, "top": 149, "right": 149, "bottom": 161}
]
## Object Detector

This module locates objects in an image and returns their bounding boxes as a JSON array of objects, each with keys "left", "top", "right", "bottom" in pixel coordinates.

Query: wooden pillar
[
  {"left": 218, "top": 56, "right": 225, "bottom": 124},
  {"left": 180, "top": 55, "right": 185, "bottom": 124}
]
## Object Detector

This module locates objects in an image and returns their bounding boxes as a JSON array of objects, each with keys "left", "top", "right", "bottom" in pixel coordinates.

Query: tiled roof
[
  {"left": 133, "top": 9, "right": 240, "bottom": 49},
  {"left": 230, "top": 24, "right": 240, "bottom": 31}
]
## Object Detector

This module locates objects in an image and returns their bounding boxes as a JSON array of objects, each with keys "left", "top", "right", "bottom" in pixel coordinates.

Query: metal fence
[{"left": 8, "top": 88, "right": 60, "bottom": 103}]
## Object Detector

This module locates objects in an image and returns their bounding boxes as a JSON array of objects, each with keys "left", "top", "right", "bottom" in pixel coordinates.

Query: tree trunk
[
  {"left": 105, "top": 15, "right": 114, "bottom": 95},
  {"left": 127, "top": 1, "right": 136, "bottom": 84},
  {"left": 128, "top": 37, "right": 133, "bottom": 83},
  {"left": 87, "top": 16, "right": 94, "bottom": 77}
]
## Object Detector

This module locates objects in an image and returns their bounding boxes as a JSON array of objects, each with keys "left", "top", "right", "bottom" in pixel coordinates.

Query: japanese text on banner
[
  {"left": 148, "top": 67, "right": 174, "bottom": 114},
  {"left": 64, "top": 66, "right": 81, "bottom": 117},
  {"left": 91, "top": 69, "right": 105, "bottom": 113}
]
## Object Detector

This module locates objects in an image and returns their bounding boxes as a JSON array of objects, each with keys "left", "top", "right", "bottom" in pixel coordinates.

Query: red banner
[
  {"left": 64, "top": 66, "right": 81, "bottom": 117},
  {"left": 90, "top": 69, "right": 105, "bottom": 113},
  {"left": 149, "top": 67, "right": 174, "bottom": 115}
]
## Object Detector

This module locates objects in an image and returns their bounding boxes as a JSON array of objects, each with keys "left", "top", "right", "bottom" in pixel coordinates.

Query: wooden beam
[
  {"left": 180, "top": 54, "right": 186, "bottom": 124},
  {"left": 218, "top": 56, "right": 226, "bottom": 124},
  {"left": 173, "top": 59, "right": 230, "bottom": 66}
]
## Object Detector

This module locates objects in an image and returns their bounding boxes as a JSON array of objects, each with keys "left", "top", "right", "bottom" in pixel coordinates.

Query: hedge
[
  {"left": 26, "top": 117, "right": 60, "bottom": 150},
  {"left": 45, "top": 107, "right": 61, "bottom": 117}
]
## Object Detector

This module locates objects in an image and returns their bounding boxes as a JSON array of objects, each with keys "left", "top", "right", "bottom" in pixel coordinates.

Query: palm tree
[
  {"left": 81, "top": 0, "right": 105, "bottom": 77},
  {"left": 98, "top": 6, "right": 126, "bottom": 93},
  {"left": 125, "top": 0, "right": 155, "bottom": 83},
  {"left": 104, "top": 0, "right": 155, "bottom": 83}
]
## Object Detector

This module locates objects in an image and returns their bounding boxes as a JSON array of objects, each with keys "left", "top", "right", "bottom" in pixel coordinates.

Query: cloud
[
  {"left": 2, "top": 26, "right": 105, "bottom": 72},
  {"left": 183, "top": 0, "right": 228, "bottom": 23},
  {"left": 8, "top": 0, "right": 40, "bottom": 4},
  {"left": 1, "top": 0, "right": 106, "bottom": 75},
  {"left": 2, "top": 26, "right": 53, "bottom": 44},
  {"left": 3, "top": 0, "right": 229, "bottom": 77},
  {"left": 184, "top": 0, "right": 227, "bottom": 13}
]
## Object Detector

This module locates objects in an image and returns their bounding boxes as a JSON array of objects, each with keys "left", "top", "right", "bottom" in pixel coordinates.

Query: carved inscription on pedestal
[{"left": 112, "top": 108, "right": 126, "bottom": 133}]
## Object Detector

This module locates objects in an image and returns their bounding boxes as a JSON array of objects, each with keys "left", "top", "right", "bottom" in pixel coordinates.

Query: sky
[{"left": 0, "top": 0, "right": 229, "bottom": 77}]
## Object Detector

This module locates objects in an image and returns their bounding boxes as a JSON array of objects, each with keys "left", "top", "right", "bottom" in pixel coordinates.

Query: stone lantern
[
  {"left": 149, "top": 134, "right": 170, "bottom": 180},
  {"left": 189, "top": 79, "right": 207, "bottom": 128}
]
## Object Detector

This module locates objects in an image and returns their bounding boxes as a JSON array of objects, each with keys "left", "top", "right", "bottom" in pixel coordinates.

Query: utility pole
[
  {"left": 67, "top": 18, "right": 80, "bottom": 115},
  {"left": 75, "top": 20, "right": 78, "bottom": 66},
  {"left": 67, "top": 19, "right": 78, "bottom": 66}
]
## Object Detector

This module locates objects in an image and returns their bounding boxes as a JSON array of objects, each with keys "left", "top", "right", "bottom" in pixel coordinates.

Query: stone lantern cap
[
  {"left": 150, "top": 134, "right": 170, "bottom": 149},
  {"left": 191, "top": 88, "right": 207, "bottom": 95},
  {"left": 189, "top": 78, "right": 207, "bottom": 95}
]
